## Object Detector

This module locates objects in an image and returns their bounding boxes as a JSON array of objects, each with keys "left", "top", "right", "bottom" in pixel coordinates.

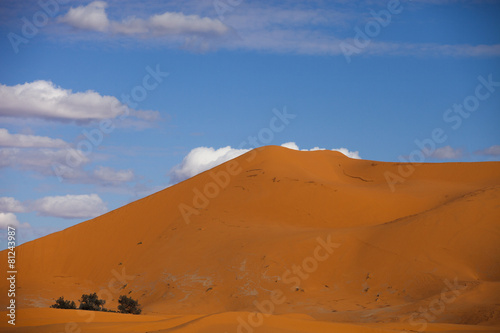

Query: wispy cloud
[
  {"left": 0, "top": 128, "right": 68, "bottom": 148},
  {"left": 363, "top": 42, "right": 500, "bottom": 57},
  {"left": 93, "top": 166, "right": 135, "bottom": 185},
  {"left": 0, "top": 146, "right": 137, "bottom": 186},
  {"left": 428, "top": 146, "right": 464, "bottom": 159},
  {"left": 0, "top": 129, "right": 136, "bottom": 186},
  {"left": 475, "top": 145, "right": 500, "bottom": 157},
  {"left": 47, "top": 1, "right": 500, "bottom": 58},
  {"left": 0, "top": 147, "right": 89, "bottom": 174}
]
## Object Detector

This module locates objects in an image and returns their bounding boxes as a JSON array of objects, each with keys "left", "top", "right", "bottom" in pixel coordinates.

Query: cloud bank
[{"left": 169, "top": 142, "right": 361, "bottom": 183}]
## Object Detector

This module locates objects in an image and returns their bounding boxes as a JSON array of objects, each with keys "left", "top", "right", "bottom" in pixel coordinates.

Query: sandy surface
[{"left": 1, "top": 146, "right": 499, "bottom": 332}]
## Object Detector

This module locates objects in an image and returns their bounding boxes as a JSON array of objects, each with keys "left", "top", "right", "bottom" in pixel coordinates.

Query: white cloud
[
  {"left": 32, "top": 194, "right": 107, "bottom": 219},
  {"left": 426, "top": 146, "right": 463, "bottom": 159},
  {"left": 281, "top": 141, "right": 361, "bottom": 159},
  {"left": 0, "top": 80, "right": 121, "bottom": 122},
  {"left": 93, "top": 166, "right": 134, "bottom": 184},
  {"left": 0, "top": 80, "right": 159, "bottom": 124},
  {"left": 59, "top": 1, "right": 110, "bottom": 32},
  {"left": 281, "top": 142, "right": 299, "bottom": 150},
  {"left": 169, "top": 142, "right": 361, "bottom": 183},
  {"left": 0, "top": 212, "right": 30, "bottom": 229},
  {"left": 330, "top": 148, "right": 361, "bottom": 159},
  {"left": 475, "top": 145, "right": 500, "bottom": 157},
  {"left": 0, "top": 128, "right": 68, "bottom": 148},
  {"left": 59, "top": 1, "right": 229, "bottom": 37},
  {"left": 0, "top": 197, "right": 26, "bottom": 213},
  {"left": 169, "top": 146, "right": 248, "bottom": 183}
]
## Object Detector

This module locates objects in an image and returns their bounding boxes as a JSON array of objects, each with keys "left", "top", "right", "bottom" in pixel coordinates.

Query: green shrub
[
  {"left": 51, "top": 292, "right": 140, "bottom": 314},
  {"left": 78, "top": 292, "right": 106, "bottom": 311},
  {"left": 117, "top": 295, "right": 141, "bottom": 314},
  {"left": 50, "top": 296, "right": 76, "bottom": 309}
]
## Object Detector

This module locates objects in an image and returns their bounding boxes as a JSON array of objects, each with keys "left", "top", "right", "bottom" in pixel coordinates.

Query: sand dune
[{"left": 1, "top": 145, "right": 499, "bottom": 332}]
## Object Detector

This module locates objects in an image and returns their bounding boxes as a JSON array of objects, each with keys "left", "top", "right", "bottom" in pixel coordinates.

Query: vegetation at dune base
[
  {"left": 50, "top": 293, "right": 141, "bottom": 314},
  {"left": 50, "top": 296, "right": 76, "bottom": 309},
  {"left": 78, "top": 292, "right": 107, "bottom": 311},
  {"left": 118, "top": 295, "right": 142, "bottom": 314}
]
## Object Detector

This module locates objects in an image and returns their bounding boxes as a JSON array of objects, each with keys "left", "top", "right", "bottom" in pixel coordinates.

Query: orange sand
[{"left": 1, "top": 146, "right": 499, "bottom": 332}]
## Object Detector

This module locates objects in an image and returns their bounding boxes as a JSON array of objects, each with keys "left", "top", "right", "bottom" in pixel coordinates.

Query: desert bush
[
  {"left": 118, "top": 295, "right": 141, "bottom": 314},
  {"left": 78, "top": 292, "right": 106, "bottom": 311},
  {"left": 51, "top": 292, "right": 140, "bottom": 314},
  {"left": 50, "top": 296, "right": 76, "bottom": 309}
]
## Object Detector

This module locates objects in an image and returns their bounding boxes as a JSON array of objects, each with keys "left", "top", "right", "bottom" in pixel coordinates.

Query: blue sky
[{"left": 0, "top": 0, "right": 499, "bottom": 247}]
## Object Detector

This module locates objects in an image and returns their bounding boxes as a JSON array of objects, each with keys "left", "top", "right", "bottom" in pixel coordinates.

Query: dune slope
[{"left": 1, "top": 146, "right": 499, "bottom": 332}]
